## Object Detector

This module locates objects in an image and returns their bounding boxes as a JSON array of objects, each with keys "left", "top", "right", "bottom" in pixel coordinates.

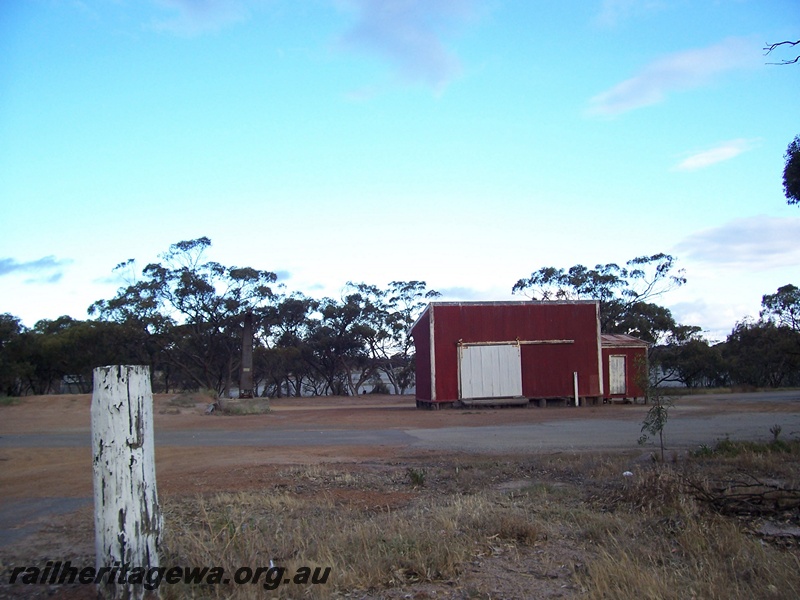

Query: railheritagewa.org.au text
[{"left": 8, "top": 561, "right": 331, "bottom": 591}]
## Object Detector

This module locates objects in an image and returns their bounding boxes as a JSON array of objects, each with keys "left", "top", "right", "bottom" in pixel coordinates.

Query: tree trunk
[
  {"left": 92, "top": 365, "right": 162, "bottom": 600},
  {"left": 382, "top": 366, "right": 400, "bottom": 395},
  {"left": 224, "top": 354, "right": 233, "bottom": 400}
]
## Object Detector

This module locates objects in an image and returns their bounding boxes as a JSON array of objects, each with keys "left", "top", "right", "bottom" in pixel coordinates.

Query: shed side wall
[
  {"left": 411, "top": 310, "right": 432, "bottom": 401},
  {"left": 432, "top": 303, "right": 601, "bottom": 402}
]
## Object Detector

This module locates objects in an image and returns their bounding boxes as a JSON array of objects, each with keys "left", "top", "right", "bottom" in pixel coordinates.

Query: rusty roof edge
[
  {"left": 408, "top": 300, "right": 602, "bottom": 338},
  {"left": 424, "top": 299, "right": 601, "bottom": 307},
  {"left": 408, "top": 303, "right": 432, "bottom": 338},
  {"left": 601, "top": 333, "right": 650, "bottom": 347}
]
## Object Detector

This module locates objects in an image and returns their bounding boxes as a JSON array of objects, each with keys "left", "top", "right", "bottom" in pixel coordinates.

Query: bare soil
[{"left": 1, "top": 391, "right": 799, "bottom": 599}]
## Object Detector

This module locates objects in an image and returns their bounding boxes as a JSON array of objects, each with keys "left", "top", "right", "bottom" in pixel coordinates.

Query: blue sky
[{"left": 1, "top": 0, "right": 798, "bottom": 341}]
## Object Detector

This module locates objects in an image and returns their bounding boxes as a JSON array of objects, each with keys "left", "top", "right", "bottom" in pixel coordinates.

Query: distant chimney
[{"left": 239, "top": 310, "right": 254, "bottom": 398}]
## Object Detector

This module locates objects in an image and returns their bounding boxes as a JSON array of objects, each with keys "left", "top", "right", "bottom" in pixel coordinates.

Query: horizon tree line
[{"left": 1, "top": 239, "right": 798, "bottom": 397}]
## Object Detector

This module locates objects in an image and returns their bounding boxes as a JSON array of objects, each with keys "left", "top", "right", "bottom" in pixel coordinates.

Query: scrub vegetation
[
  {"left": 2, "top": 239, "right": 799, "bottom": 400},
  {"left": 159, "top": 435, "right": 800, "bottom": 599}
]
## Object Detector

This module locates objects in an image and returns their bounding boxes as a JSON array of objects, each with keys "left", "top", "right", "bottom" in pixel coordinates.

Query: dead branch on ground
[{"left": 686, "top": 473, "right": 800, "bottom": 517}]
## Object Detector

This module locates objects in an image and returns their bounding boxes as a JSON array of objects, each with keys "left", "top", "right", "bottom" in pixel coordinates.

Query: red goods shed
[
  {"left": 601, "top": 334, "right": 649, "bottom": 403},
  {"left": 410, "top": 301, "right": 604, "bottom": 408}
]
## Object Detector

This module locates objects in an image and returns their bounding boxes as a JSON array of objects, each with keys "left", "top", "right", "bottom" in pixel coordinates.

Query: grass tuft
[
  {"left": 0, "top": 395, "right": 23, "bottom": 406},
  {"left": 406, "top": 467, "right": 426, "bottom": 487},
  {"left": 220, "top": 398, "right": 271, "bottom": 415}
]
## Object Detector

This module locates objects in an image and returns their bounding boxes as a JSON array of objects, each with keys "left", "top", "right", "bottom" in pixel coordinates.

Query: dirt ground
[
  {"left": 2, "top": 391, "right": 797, "bottom": 496},
  {"left": 1, "top": 391, "right": 799, "bottom": 598}
]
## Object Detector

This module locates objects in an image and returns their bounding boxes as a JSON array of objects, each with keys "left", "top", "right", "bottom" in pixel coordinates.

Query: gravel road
[{"left": 2, "top": 390, "right": 798, "bottom": 550}]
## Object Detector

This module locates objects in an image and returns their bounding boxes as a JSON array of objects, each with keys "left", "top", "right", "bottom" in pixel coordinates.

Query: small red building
[
  {"left": 410, "top": 301, "right": 604, "bottom": 408},
  {"left": 411, "top": 301, "right": 649, "bottom": 408},
  {"left": 601, "top": 334, "right": 649, "bottom": 403}
]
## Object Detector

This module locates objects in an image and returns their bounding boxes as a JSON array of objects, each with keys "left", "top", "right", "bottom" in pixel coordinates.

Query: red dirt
[
  {"left": 2, "top": 392, "right": 798, "bottom": 503},
  {"left": 1, "top": 391, "right": 799, "bottom": 599}
]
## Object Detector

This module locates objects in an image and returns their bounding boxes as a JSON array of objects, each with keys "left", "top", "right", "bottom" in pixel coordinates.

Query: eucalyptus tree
[
  {"left": 1, "top": 316, "right": 142, "bottom": 395},
  {"left": 0, "top": 313, "right": 29, "bottom": 395},
  {"left": 761, "top": 284, "right": 800, "bottom": 331},
  {"left": 655, "top": 337, "right": 726, "bottom": 388},
  {"left": 257, "top": 293, "right": 319, "bottom": 397},
  {"left": 512, "top": 253, "right": 687, "bottom": 343},
  {"left": 723, "top": 320, "right": 800, "bottom": 388},
  {"left": 90, "top": 237, "right": 277, "bottom": 395},
  {"left": 344, "top": 280, "right": 440, "bottom": 394},
  {"left": 302, "top": 294, "right": 375, "bottom": 396},
  {"left": 384, "top": 281, "right": 441, "bottom": 393},
  {"left": 784, "top": 135, "right": 800, "bottom": 206}
]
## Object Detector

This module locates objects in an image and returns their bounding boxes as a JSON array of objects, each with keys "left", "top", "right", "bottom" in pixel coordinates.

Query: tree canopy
[
  {"left": 783, "top": 135, "right": 800, "bottom": 206},
  {"left": 3, "top": 239, "right": 799, "bottom": 396},
  {"left": 81, "top": 237, "right": 441, "bottom": 398},
  {"left": 89, "top": 237, "right": 277, "bottom": 394},
  {"left": 723, "top": 320, "right": 800, "bottom": 388},
  {"left": 512, "top": 253, "right": 687, "bottom": 343},
  {"left": 761, "top": 284, "right": 800, "bottom": 331}
]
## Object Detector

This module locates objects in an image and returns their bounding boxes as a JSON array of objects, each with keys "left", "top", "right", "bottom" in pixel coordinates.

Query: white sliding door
[{"left": 459, "top": 344, "right": 522, "bottom": 399}]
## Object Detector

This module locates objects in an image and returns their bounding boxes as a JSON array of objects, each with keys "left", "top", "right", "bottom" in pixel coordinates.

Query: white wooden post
[
  {"left": 573, "top": 371, "right": 579, "bottom": 407},
  {"left": 92, "top": 365, "right": 162, "bottom": 600}
]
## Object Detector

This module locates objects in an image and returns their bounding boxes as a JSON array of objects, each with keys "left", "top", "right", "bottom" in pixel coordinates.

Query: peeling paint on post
[{"left": 92, "top": 365, "right": 162, "bottom": 600}]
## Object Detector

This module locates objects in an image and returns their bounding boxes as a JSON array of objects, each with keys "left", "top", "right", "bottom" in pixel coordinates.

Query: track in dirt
[{"left": 1, "top": 390, "right": 799, "bottom": 555}]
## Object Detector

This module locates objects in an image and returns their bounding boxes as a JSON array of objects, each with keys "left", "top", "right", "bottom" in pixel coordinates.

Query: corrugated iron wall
[
  {"left": 425, "top": 302, "right": 602, "bottom": 402},
  {"left": 410, "top": 309, "right": 432, "bottom": 401},
  {"left": 601, "top": 346, "right": 647, "bottom": 399}
]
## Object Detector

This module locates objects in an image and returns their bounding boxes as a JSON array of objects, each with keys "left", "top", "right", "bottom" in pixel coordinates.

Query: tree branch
[
  {"left": 686, "top": 473, "right": 800, "bottom": 516},
  {"left": 764, "top": 40, "right": 800, "bottom": 65}
]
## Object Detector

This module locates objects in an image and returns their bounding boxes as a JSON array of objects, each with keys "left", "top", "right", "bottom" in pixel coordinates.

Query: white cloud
[
  {"left": 437, "top": 286, "right": 485, "bottom": 300},
  {"left": 593, "top": 0, "right": 665, "bottom": 28},
  {"left": 673, "top": 138, "right": 758, "bottom": 171},
  {"left": 675, "top": 215, "right": 800, "bottom": 269},
  {"left": 0, "top": 256, "right": 72, "bottom": 278},
  {"left": 668, "top": 298, "right": 749, "bottom": 342},
  {"left": 587, "top": 37, "right": 760, "bottom": 116},
  {"left": 150, "top": 0, "right": 248, "bottom": 36},
  {"left": 339, "top": 0, "right": 473, "bottom": 91}
]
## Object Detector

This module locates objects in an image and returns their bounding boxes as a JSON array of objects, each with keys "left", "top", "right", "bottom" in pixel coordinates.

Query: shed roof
[
  {"left": 410, "top": 300, "right": 600, "bottom": 335},
  {"left": 600, "top": 334, "right": 650, "bottom": 348}
]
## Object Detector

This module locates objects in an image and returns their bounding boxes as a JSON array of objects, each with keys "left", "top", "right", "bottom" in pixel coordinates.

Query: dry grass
[
  {"left": 166, "top": 394, "right": 201, "bottom": 408},
  {"left": 219, "top": 398, "right": 271, "bottom": 415},
  {"left": 162, "top": 485, "right": 543, "bottom": 598},
  {"left": 170, "top": 389, "right": 219, "bottom": 404},
  {"left": 156, "top": 443, "right": 800, "bottom": 599},
  {"left": 574, "top": 440, "right": 800, "bottom": 600},
  {"left": 579, "top": 512, "right": 799, "bottom": 600}
]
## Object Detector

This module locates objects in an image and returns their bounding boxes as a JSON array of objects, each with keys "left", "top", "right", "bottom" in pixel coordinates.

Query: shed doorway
[
  {"left": 459, "top": 344, "right": 523, "bottom": 399},
  {"left": 609, "top": 355, "right": 627, "bottom": 395}
]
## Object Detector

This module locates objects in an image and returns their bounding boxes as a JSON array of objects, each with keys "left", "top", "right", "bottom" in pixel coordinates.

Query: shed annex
[
  {"left": 410, "top": 301, "right": 604, "bottom": 408},
  {"left": 601, "top": 334, "right": 649, "bottom": 403}
]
